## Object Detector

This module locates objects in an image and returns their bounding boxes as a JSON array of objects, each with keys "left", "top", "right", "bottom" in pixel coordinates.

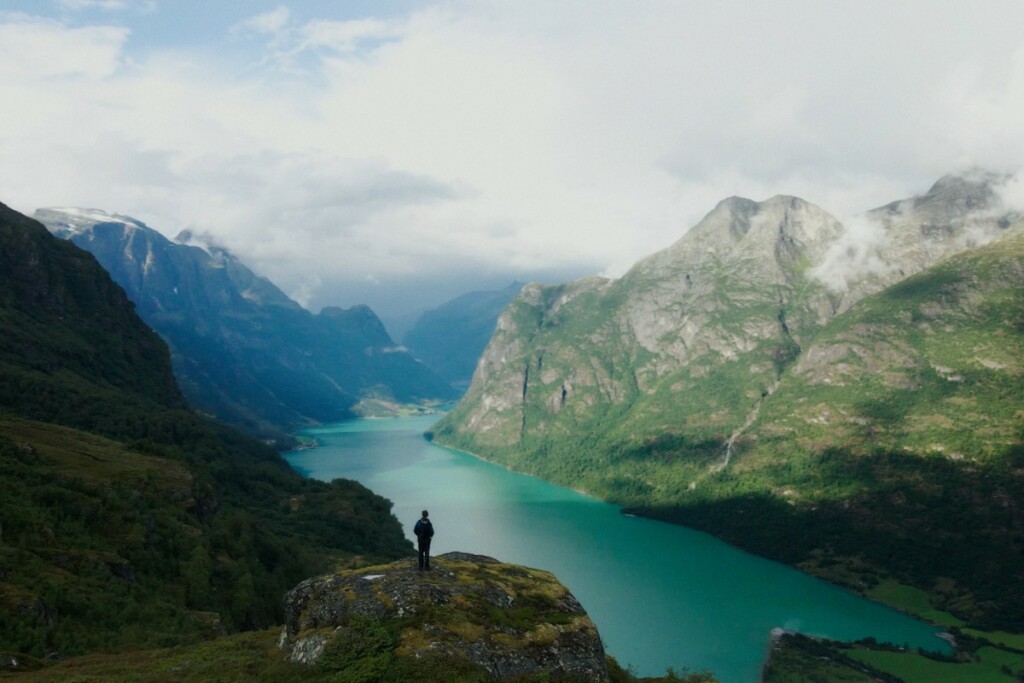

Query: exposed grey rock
[
  {"left": 437, "top": 171, "right": 1021, "bottom": 457},
  {"left": 279, "top": 552, "right": 608, "bottom": 681}
]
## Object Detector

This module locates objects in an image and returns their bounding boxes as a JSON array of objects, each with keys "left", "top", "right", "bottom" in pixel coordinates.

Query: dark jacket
[{"left": 414, "top": 518, "right": 434, "bottom": 541}]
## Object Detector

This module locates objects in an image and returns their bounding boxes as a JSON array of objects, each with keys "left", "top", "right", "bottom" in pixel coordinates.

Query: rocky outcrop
[{"left": 278, "top": 552, "right": 608, "bottom": 682}]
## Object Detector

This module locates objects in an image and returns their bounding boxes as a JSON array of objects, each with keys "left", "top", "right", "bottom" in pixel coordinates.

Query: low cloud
[
  {"left": 993, "top": 173, "right": 1024, "bottom": 215},
  {"left": 808, "top": 215, "right": 895, "bottom": 293}
]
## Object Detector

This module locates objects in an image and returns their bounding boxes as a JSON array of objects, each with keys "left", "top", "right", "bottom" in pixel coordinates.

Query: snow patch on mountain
[{"left": 35, "top": 207, "right": 146, "bottom": 237}]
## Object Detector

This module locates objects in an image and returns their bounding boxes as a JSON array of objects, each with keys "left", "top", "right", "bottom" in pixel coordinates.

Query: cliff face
[
  {"left": 439, "top": 174, "right": 1019, "bottom": 458},
  {"left": 433, "top": 174, "right": 1024, "bottom": 630},
  {"left": 438, "top": 194, "right": 847, "bottom": 455},
  {"left": 437, "top": 174, "right": 1020, "bottom": 456},
  {"left": 279, "top": 552, "right": 609, "bottom": 682}
]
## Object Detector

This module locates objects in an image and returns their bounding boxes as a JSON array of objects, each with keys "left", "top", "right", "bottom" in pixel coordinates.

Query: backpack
[{"left": 415, "top": 519, "right": 433, "bottom": 539}]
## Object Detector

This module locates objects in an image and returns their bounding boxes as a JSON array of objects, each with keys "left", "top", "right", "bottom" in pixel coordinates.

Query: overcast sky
[{"left": 1, "top": 1, "right": 1022, "bottom": 323}]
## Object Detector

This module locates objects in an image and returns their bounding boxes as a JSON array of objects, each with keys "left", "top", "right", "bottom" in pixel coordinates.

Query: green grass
[
  {"left": 965, "top": 630, "right": 1024, "bottom": 651},
  {"left": 765, "top": 631, "right": 1024, "bottom": 683},
  {"left": 966, "top": 630, "right": 1024, "bottom": 651},
  {"left": 1, "top": 629, "right": 324, "bottom": 682},
  {"left": 845, "top": 648, "right": 1021, "bottom": 683},
  {"left": 866, "top": 581, "right": 966, "bottom": 628},
  {"left": 0, "top": 416, "right": 413, "bottom": 659}
]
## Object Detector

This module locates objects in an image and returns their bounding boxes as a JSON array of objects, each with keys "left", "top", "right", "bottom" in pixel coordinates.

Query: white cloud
[
  {"left": 994, "top": 174, "right": 1024, "bottom": 214},
  {"left": 57, "top": 0, "right": 157, "bottom": 12},
  {"left": 3, "top": 1, "right": 1024, "bottom": 315},
  {"left": 230, "top": 6, "right": 291, "bottom": 37},
  {"left": 0, "top": 13, "right": 127, "bottom": 80},
  {"left": 808, "top": 215, "right": 895, "bottom": 293},
  {"left": 58, "top": 0, "right": 128, "bottom": 9},
  {"left": 300, "top": 17, "right": 402, "bottom": 54}
]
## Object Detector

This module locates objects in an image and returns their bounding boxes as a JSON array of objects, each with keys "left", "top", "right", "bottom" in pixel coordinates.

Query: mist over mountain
[
  {"left": 37, "top": 208, "right": 457, "bottom": 442},
  {"left": 435, "top": 172, "right": 1024, "bottom": 630},
  {"left": 402, "top": 282, "right": 524, "bottom": 387},
  {"left": 810, "top": 171, "right": 1020, "bottom": 308}
]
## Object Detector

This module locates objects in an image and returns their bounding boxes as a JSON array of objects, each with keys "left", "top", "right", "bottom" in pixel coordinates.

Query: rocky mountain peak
[
  {"left": 872, "top": 169, "right": 1010, "bottom": 224},
  {"left": 629, "top": 193, "right": 842, "bottom": 291},
  {"left": 921, "top": 169, "right": 1005, "bottom": 210}
]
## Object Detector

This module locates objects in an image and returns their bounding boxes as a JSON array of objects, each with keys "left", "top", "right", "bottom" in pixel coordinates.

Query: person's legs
[{"left": 418, "top": 542, "right": 426, "bottom": 569}]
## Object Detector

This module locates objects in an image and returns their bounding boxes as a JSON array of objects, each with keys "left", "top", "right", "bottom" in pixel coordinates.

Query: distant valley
[
  {"left": 37, "top": 208, "right": 457, "bottom": 444},
  {"left": 402, "top": 281, "right": 524, "bottom": 388}
]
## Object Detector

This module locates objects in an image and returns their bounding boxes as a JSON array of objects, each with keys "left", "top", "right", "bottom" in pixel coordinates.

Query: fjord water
[{"left": 285, "top": 415, "right": 948, "bottom": 682}]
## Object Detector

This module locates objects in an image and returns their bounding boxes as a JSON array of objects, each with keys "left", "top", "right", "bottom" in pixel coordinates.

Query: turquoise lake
[{"left": 284, "top": 414, "right": 950, "bottom": 682}]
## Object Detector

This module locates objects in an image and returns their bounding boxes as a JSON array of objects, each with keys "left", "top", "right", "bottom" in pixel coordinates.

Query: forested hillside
[{"left": 0, "top": 202, "right": 412, "bottom": 663}]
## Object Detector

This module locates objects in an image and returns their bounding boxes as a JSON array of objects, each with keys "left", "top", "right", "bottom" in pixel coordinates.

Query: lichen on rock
[{"left": 278, "top": 552, "right": 609, "bottom": 681}]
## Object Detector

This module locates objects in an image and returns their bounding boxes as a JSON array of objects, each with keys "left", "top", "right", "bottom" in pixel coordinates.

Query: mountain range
[
  {"left": 434, "top": 172, "right": 1024, "bottom": 630},
  {"left": 36, "top": 209, "right": 456, "bottom": 442},
  {"left": 0, "top": 201, "right": 412, "bottom": 664}
]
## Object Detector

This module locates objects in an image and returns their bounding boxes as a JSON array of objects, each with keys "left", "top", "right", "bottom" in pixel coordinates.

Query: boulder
[{"left": 279, "top": 552, "right": 608, "bottom": 681}]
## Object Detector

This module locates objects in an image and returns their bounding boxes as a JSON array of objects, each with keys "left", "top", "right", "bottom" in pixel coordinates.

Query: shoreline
[
  {"left": 429, "top": 433, "right": 957, "bottom": 654},
  {"left": 428, "top": 435, "right": 603, "bottom": 502},
  {"left": 292, "top": 417, "right": 959, "bottom": 652}
]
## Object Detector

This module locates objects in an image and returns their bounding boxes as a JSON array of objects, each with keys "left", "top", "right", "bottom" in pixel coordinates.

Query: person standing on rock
[{"left": 414, "top": 510, "right": 434, "bottom": 570}]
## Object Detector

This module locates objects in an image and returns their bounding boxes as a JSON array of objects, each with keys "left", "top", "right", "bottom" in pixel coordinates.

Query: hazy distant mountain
[
  {"left": 37, "top": 208, "right": 457, "bottom": 441},
  {"left": 402, "top": 282, "right": 524, "bottom": 387},
  {"left": 434, "top": 173, "right": 1024, "bottom": 629}
]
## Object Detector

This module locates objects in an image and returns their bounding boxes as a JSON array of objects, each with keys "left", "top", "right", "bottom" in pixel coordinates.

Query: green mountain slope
[
  {"left": 0, "top": 202, "right": 412, "bottom": 663},
  {"left": 433, "top": 178, "right": 1024, "bottom": 629}
]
